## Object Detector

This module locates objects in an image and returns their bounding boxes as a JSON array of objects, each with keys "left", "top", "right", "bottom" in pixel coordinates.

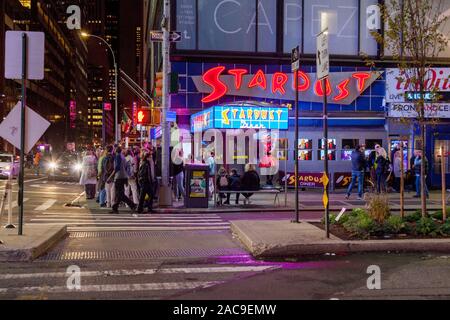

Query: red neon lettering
[
  {"left": 292, "top": 71, "right": 311, "bottom": 92},
  {"left": 201, "top": 66, "right": 227, "bottom": 103},
  {"left": 314, "top": 78, "right": 332, "bottom": 97},
  {"left": 272, "top": 72, "right": 289, "bottom": 95},
  {"left": 228, "top": 69, "right": 248, "bottom": 90},
  {"left": 333, "top": 79, "right": 350, "bottom": 102},
  {"left": 352, "top": 72, "right": 371, "bottom": 92},
  {"left": 248, "top": 69, "right": 267, "bottom": 90}
]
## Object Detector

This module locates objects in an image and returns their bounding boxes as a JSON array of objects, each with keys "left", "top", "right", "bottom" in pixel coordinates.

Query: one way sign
[{"left": 150, "top": 31, "right": 182, "bottom": 42}]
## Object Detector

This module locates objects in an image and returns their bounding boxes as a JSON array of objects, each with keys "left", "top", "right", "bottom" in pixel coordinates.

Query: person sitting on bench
[
  {"left": 241, "top": 164, "right": 260, "bottom": 205},
  {"left": 229, "top": 168, "right": 241, "bottom": 204}
]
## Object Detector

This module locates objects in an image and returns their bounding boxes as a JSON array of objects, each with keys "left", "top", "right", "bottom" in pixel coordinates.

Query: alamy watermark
[
  {"left": 366, "top": 265, "right": 381, "bottom": 290},
  {"left": 66, "top": 265, "right": 81, "bottom": 290}
]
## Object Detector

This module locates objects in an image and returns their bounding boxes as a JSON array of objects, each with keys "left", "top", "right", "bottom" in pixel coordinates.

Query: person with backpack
[
  {"left": 375, "top": 146, "right": 390, "bottom": 193},
  {"left": 108, "top": 147, "right": 136, "bottom": 213},
  {"left": 102, "top": 145, "right": 115, "bottom": 208},
  {"left": 216, "top": 167, "right": 230, "bottom": 206},
  {"left": 79, "top": 148, "right": 98, "bottom": 199},
  {"left": 124, "top": 148, "right": 139, "bottom": 206},
  {"left": 137, "top": 150, "right": 156, "bottom": 214},
  {"left": 229, "top": 168, "right": 241, "bottom": 204}
]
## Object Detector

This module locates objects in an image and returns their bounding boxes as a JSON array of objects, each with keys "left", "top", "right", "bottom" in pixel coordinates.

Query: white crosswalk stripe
[
  {"left": 11, "top": 198, "right": 29, "bottom": 208},
  {"left": 0, "top": 265, "right": 276, "bottom": 295},
  {"left": 34, "top": 199, "right": 57, "bottom": 211},
  {"left": 26, "top": 212, "right": 230, "bottom": 231}
]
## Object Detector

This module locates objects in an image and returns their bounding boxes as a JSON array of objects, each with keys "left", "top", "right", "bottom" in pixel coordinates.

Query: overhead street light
[{"left": 81, "top": 31, "right": 119, "bottom": 144}]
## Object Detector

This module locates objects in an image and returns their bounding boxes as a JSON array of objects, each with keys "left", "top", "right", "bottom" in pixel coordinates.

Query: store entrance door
[{"left": 431, "top": 135, "right": 450, "bottom": 187}]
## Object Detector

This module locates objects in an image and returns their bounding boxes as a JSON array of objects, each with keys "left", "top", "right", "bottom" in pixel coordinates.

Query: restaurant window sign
[
  {"left": 191, "top": 105, "right": 289, "bottom": 132},
  {"left": 192, "top": 66, "right": 382, "bottom": 105}
]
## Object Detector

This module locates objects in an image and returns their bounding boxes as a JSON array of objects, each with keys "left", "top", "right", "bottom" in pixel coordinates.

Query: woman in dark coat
[{"left": 241, "top": 164, "right": 260, "bottom": 205}]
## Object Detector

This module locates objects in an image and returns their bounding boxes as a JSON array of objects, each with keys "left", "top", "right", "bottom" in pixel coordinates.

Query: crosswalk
[
  {"left": 25, "top": 212, "right": 230, "bottom": 232},
  {"left": 0, "top": 265, "right": 277, "bottom": 297}
]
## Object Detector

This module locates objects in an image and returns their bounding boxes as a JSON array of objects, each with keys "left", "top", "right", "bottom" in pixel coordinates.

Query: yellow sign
[
  {"left": 323, "top": 192, "right": 329, "bottom": 208},
  {"left": 322, "top": 173, "right": 329, "bottom": 187}
]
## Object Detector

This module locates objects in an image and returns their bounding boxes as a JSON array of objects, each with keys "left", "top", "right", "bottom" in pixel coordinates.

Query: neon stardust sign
[{"left": 192, "top": 66, "right": 383, "bottom": 105}]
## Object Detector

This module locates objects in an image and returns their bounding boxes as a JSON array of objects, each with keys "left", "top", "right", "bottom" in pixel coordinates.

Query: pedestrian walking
[
  {"left": 124, "top": 148, "right": 139, "bottom": 206},
  {"left": 33, "top": 150, "right": 42, "bottom": 176},
  {"left": 173, "top": 148, "right": 185, "bottom": 201},
  {"left": 241, "top": 164, "right": 260, "bottom": 205},
  {"left": 97, "top": 148, "right": 108, "bottom": 206},
  {"left": 79, "top": 149, "right": 98, "bottom": 199},
  {"left": 137, "top": 150, "right": 156, "bottom": 214},
  {"left": 375, "top": 146, "right": 390, "bottom": 193},
  {"left": 109, "top": 147, "right": 136, "bottom": 213},
  {"left": 412, "top": 149, "right": 429, "bottom": 198},
  {"left": 229, "top": 168, "right": 241, "bottom": 204},
  {"left": 393, "top": 150, "right": 403, "bottom": 192},
  {"left": 216, "top": 167, "right": 230, "bottom": 206},
  {"left": 345, "top": 145, "right": 366, "bottom": 200},
  {"left": 103, "top": 145, "right": 115, "bottom": 208},
  {"left": 206, "top": 151, "right": 216, "bottom": 198}
]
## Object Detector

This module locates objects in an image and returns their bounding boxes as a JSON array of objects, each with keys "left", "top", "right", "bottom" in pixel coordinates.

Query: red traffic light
[{"left": 137, "top": 109, "right": 151, "bottom": 125}]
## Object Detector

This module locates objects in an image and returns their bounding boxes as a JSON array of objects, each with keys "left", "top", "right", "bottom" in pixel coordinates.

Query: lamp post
[{"left": 81, "top": 32, "right": 119, "bottom": 144}]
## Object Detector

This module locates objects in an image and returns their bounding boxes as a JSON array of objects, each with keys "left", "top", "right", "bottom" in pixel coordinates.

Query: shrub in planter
[
  {"left": 321, "top": 213, "right": 337, "bottom": 225},
  {"left": 385, "top": 215, "right": 406, "bottom": 234},
  {"left": 366, "top": 194, "right": 390, "bottom": 223},
  {"left": 438, "top": 222, "right": 450, "bottom": 236},
  {"left": 415, "top": 217, "right": 438, "bottom": 236},
  {"left": 337, "top": 208, "right": 364, "bottom": 225},
  {"left": 342, "top": 212, "right": 375, "bottom": 238},
  {"left": 432, "top": 208, "right": 450, "bottom": 221},
  {"left": 405, "top": 209, "right": 424, "bottom": 223}
]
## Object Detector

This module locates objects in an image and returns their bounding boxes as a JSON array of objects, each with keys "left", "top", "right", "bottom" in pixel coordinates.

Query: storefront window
[
  {"left": 434, "top": 140, "right": 450, "bottom": 175},
  {"left": 341, "top": 139, "right": 358, "bottom": 161},
  {"left": 318, "top": 139, "right": 336, "bottom": 161},
  {"left": 298, "top": 139, "right": 313, "bottom": 160}
]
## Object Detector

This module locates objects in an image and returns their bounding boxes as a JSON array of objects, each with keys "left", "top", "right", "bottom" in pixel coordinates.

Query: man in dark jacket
[
  {"left": 137, "top": 150, "right": 156, "bottom": 213},
  {"left": 109, "top": 147, "right": 136, "bottom": 213},
  {"left": 345, "top": 145, "right": 366, "bottom": 200},
  {"left": 229, "top": 169, "right": 241, "bottom": 204}
]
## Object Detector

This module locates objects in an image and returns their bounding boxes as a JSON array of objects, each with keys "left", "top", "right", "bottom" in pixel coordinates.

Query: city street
[{"left": 0, "top": 176, "right": 449, "bottom": 300}]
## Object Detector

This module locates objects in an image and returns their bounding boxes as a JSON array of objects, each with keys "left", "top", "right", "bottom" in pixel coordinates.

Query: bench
[{"left": 215, "top": 188, "right": 283, "bottom": 206}]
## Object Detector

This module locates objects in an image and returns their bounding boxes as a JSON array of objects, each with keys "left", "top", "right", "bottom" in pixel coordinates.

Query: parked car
[
  {"left": 47, "top": 152, "right": 82, "bottom": 181},
  {"left": 0, "top": 153, "right": 20, "bottom": 179}
]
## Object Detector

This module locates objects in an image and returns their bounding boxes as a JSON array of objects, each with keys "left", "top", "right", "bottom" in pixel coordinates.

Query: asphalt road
[{"left": 0, "top": 177, "right": 449, "bottom": 300}]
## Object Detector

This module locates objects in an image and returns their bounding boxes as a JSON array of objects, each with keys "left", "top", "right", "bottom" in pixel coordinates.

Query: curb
[
  {"left": 230, "top": 222, "right": 450, "bottom": 258},
  {"left": 0, "top": 226, "right": 67, "bottom": 262}
]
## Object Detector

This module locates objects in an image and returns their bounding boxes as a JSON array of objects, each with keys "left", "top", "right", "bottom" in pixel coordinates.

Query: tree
[{"left": 370, "top": 0, "right": 449, "bottom": 217}]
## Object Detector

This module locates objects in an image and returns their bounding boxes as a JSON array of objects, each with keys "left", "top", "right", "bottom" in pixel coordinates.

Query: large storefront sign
[
  {"left": 388, "top": 103, "right": 450, "bottom": 119},
  {"left": 386, "top": 68, "right": 450, "bottom": 103},
  {"left": 192, "top": 67, "right": 382, "bottom": 105},
  {"left": 191, "top": 105, "right": 289, "bottom": 132},
  {"left": 281, "top": 172, "right": 327, "bottom": 188}
]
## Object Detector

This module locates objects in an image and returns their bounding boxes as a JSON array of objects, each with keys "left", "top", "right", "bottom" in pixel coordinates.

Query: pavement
[{"left": 231, "top": 220, "right": 450, "bottom": 258}]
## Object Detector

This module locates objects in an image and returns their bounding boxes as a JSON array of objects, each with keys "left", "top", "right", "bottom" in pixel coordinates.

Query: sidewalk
[
  {"left": 0, "top": 225, "right": 67, "bottom": 262},
  {"left": 83, "top": 189, "right": 447, "bottom": 213},
  {"left": 230, "top": 220, "right": 450, "bottom": 258}
]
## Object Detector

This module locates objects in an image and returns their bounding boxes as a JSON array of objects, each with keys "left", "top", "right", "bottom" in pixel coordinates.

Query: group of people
[
  {"left": 346, "top": 144, "right": 429, "bottom": 200},
  {"left": 79, "top": 144, "right": 157, "bottom": 214},
  {"left": 215, "top": 163, "right": 261, "bottom": 206}
]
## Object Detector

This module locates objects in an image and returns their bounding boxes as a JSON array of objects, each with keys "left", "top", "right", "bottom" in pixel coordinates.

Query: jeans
[
  {"left": 112, "top": 179, "right": 135, "bottom": 212},
  {"left": 99, "top": 188, "right": 106, "bottom": 205},
  {"left": 175, "top": 172, "right": 185, "bottom": 199},
  {"left": 105, "top": 181, "right": 115, "bottom": 208},
  {"left": 415, "top": 175, "right": 429, "bottom": 196},
  {"left": 347, "top": 170, "right": 364, "bottom": 198},
  {"left": 376, "top": 172, "right": 386, "bottom": 193}
]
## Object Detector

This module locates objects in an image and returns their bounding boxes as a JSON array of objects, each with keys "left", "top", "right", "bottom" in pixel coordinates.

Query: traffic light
[
  {"left": 155, "top": 72, "right": 163, "bottom": 97},
  {"left": 136, "top": 108, "right": 161, "bottom": 126}
]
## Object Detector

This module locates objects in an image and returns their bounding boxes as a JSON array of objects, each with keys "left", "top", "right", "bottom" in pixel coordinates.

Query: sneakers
[
  {"left": 345, "top": 194, "right": 350, "bottom": 200},
  {"left": 357, "top": 196, "right": 363, "bottom": 201}
]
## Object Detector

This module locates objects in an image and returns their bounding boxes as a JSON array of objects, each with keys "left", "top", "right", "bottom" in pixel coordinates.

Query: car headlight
[
  {"left": 5, "top": 165, "right": 10, "bottom": 170},
  {"left": 74, "top": 163, "right": 82, "bottom": 171},
  {"left": 48, "top": 162, "right": 58, "bottom": 169}
]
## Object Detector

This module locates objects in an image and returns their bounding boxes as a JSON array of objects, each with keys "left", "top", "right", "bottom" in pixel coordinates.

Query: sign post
[
  {"left": 4, "top": 31, "right": 45, "bottom": 235},
  {"left": 317, "top": 28, "right": 330, "bottom": 238},
  {"left": 291, "top": 45, "right": 300, "bottom": 223},
  {"left": 441, "top": 145, "right": 447, "bottom": 222}
]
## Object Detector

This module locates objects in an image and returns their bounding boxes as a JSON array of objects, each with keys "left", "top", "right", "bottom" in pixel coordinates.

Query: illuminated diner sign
[
  {"left": 191, "top": 67, "right": 383, "bottom": 105},
  {"left": 191, "top": 105, "right": 289, "bottom": 132}
]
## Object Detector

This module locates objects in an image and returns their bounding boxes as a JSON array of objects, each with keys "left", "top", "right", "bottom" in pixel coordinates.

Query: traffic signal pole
[{"left": 159, "top": 0, "right": 172, "bottom": 207}]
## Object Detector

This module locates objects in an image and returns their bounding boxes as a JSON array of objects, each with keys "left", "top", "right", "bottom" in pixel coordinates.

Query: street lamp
[{"left": 81, "top": 32, "right": 119, "bottom": 144}]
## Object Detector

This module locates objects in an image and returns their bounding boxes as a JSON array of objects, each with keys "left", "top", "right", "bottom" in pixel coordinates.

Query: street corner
[{"left": 0, "top": 225, "right": 67, "bottom": 262}]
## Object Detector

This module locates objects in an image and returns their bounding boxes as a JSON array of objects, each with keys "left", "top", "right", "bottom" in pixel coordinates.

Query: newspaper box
[{"left": 184, "top": 164, "right": 209, "bottom": 208}]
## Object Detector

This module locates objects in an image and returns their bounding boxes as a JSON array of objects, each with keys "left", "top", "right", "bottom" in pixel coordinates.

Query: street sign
[
  {"left": 322, "top": 172, "right": 329, "bottom": 187},
  {"left": 5, "top": 31, "right": 45, "bottom": 80},
  {"left": 0, "top": 102, "right": 50, "bottom": 153},
  {"left": 291, "top": 46, "right": 300, "bottom": 72},
  {"left": 322, "top": 191, "right": 329, "bottom": 208},
  {"left": 316, "top": 29, "right": 329, "bottom": 80},
  {"left": 166, "top": 111, "right": 177, "bottom": 123},
  {"left": 150, "top": 31, "right": 182, "bottom": 42}
]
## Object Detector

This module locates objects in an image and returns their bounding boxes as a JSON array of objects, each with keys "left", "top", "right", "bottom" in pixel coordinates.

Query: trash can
[{"left": 184, "top": 164, "right": 209, "bottom": 208}]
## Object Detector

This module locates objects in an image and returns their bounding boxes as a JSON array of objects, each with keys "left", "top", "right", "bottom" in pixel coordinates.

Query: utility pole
[{"left": 159, "top": 0, "right": 172, "bottom": 206}]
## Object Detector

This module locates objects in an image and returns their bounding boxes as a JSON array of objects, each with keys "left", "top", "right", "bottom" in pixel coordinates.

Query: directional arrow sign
[{"left": 150, "top": 31, "right": 182, "bottom": 42}]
